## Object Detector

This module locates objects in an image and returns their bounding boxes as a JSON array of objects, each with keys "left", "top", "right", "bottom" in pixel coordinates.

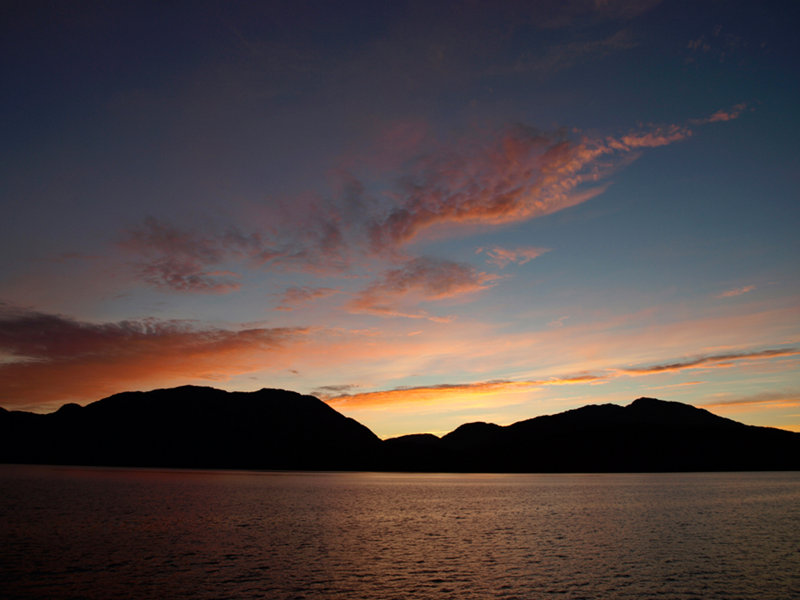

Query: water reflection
[{"left": 1, "top": 467, "right": 798, "bottom": 599}]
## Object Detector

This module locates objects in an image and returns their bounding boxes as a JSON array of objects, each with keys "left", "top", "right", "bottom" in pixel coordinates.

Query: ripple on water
[{"left": 1, "top": 468, "right": 799, "bottom": 599}]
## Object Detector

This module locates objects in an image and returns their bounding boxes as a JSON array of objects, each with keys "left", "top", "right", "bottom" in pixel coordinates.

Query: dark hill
[
  {"left": 1, "top": 390, "right": 798, "bottom": 471},
  {"left": 0, "top": 386, "right": 381, "bottom": 470},
  {"left": 388, "top": 397, "right": 798, "bottom": 472}
]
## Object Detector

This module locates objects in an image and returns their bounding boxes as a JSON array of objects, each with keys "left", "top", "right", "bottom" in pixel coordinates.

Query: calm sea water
[{"left": 1, "top": 466, "right": 798, "bottom": 600}]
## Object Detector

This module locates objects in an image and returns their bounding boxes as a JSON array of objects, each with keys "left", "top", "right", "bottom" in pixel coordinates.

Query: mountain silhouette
[
  {"left": 0, "top": 386, "right": 381, "bottom": 470},
  {"left": 386, "top": 397, "right": 799, "bottom": 472},
  {"left": 1, "top": 388, "right": 798, "bottom": 471}
]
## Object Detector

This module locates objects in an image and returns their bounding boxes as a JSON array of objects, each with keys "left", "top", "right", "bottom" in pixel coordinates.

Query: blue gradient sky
[{"left": 1, "top": 0, "right": 798, "bottom": 437}]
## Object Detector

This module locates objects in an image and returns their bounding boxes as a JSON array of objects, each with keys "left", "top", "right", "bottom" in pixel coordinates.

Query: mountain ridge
[{"left": 1, "top": 387, "right": 797, "bottom": 472}]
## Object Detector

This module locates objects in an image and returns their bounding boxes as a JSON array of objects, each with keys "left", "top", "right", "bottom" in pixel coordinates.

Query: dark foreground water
[{"left": 1, "top": 466, "right": 798, "bottom": 599}]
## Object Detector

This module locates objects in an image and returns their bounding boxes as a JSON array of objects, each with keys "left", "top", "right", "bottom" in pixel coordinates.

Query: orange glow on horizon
[{"left": 325, "top": 375, "right": 605, "bottom": 409}]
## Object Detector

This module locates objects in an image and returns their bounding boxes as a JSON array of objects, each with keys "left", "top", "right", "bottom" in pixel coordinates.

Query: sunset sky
[{"left": 1, "top": 0, "right": 798, "bottom": 438}]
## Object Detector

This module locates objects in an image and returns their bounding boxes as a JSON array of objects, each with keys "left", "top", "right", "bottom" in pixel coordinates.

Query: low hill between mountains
[{"left": 1, "top": 387, "right": 797, "bottom": 472}]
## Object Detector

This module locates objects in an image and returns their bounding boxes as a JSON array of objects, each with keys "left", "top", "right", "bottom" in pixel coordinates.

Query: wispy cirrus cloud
[
  {"left": 477, "top": 246, "right": 550, "bottom": 268},
  {"left": 119, "top": 106, "right": 750, "bottom": 299},
  {"left": 366, "top": 124, "right": 611, "bottom": 251},
  {"left": 685, "top": 25, "right": 748, "bottom": 66},
  {"left": 701, "top": 391, "right": 800, "bottom": 431},
  {"left": 606, "top": 124, "right": 692, "bottom": 150},
  {"left": 121, "top": 216, "right": 242, "bottom": 293},
  {"left": 324, "top": 374, "right": 605, "bottom": 408},
  {"left": 0, "top": 304, "right": 309, "bottom": 409},
  {"left": 121, "top": 215, "right": 349, "bottom": 294},
  {"left": 701, "top": 390, "right": 800, "bottom": 411},
  {"left": 620, "top": 348, "right": 799, "bottom": 375},
  {"left": 688, "top": 103, "right": 749, "bottom": 126},
  {"left": 716, "top": 285, "right": 756, "bottom": 298},
  {"left": 276, "top": 286, "right": 340, "bottom": 311},
  {"left": 515, "top": 29, "right": 638, "bottom": 74},
  {"left": 347, "top": 256, "right": 499, "bottom": 321},
  {"left": 700, "top": 102, "right": 749, "bottom": 123},
  {"left": 319, "top": 344, "right": 797, "bottom": 411},
  {"left": 310, "top": 383, "right": 361, "bottom": 397},
  {"left": 649, "top": 380, "right": 705, "bottom": 390},
  {"left": 548, "top": 315, "right": 570, "bottom": 328},
  {"left": 366, "top": 109, "right": 741, "bottom": 253}
]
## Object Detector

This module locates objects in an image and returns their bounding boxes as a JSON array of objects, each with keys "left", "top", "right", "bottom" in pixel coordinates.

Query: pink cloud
[
  {"left": 365, "top": 114, "right": 719, "bottom": 252},
  {"left": 705, "top": 102, "right": 749, "bottom": 122},
  {"left": 478, "top": 246, "right": 550, "bottom": 268},
  {"left": 716, "top": 285, "right": 755, "bottom": 298},
  {"left": 120, "top": 109, "right": 746, "bottom": 289},
  {"left": 690, "top": 103, "right": 749, "bottom": 125},
  {"left": 348, "top": 256, "right": 499, "bottom": 321},
  {"left": 607, "top": 124, "right": 692, "bottom": 150},
  {"left": 367, "top": 126, "right": 604, "bottom": 251},
  {"left": 276, "top": 286, "right": 340, "bottom": 311}
]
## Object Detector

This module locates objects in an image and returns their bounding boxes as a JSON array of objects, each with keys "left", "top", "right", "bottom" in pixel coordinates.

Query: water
[{"left": 1, "top": 466, "right": 798, "bottom": 599}]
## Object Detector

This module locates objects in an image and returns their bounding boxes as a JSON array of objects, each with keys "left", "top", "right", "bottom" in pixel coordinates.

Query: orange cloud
[
  {"left": 478, "top": 246, "right": 550, "bottom": 268},
  {"left": 690, "top": 102, "right": 749, "bottom": 125},
  {"left": 699, "top": 392, "right": 800, "bottom": 431},
  {"left": 348, "top": 256, "right": 499, "bottom": 320},
  {"left": 607, "top": 124, "right": 692, "bottom": 150},
  {"left": 311, "top": 303, "right": 799, "bottom": 415},
  {"left": 324, "top": 374, "right": 605, "bottom": 409},
  {"left": 367, "top": 126, "right": 609, "bottom": 251},
  {"left": 0, "top": 306, "right": 309, "bottom": 409},
  {"left": 364, "top": 112, "right": 730, "bottom": 252}
]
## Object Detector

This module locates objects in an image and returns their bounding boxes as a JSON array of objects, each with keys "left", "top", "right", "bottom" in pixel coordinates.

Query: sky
[{"left": 1, "top": 0, "right": 799, "bottom": 439}]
